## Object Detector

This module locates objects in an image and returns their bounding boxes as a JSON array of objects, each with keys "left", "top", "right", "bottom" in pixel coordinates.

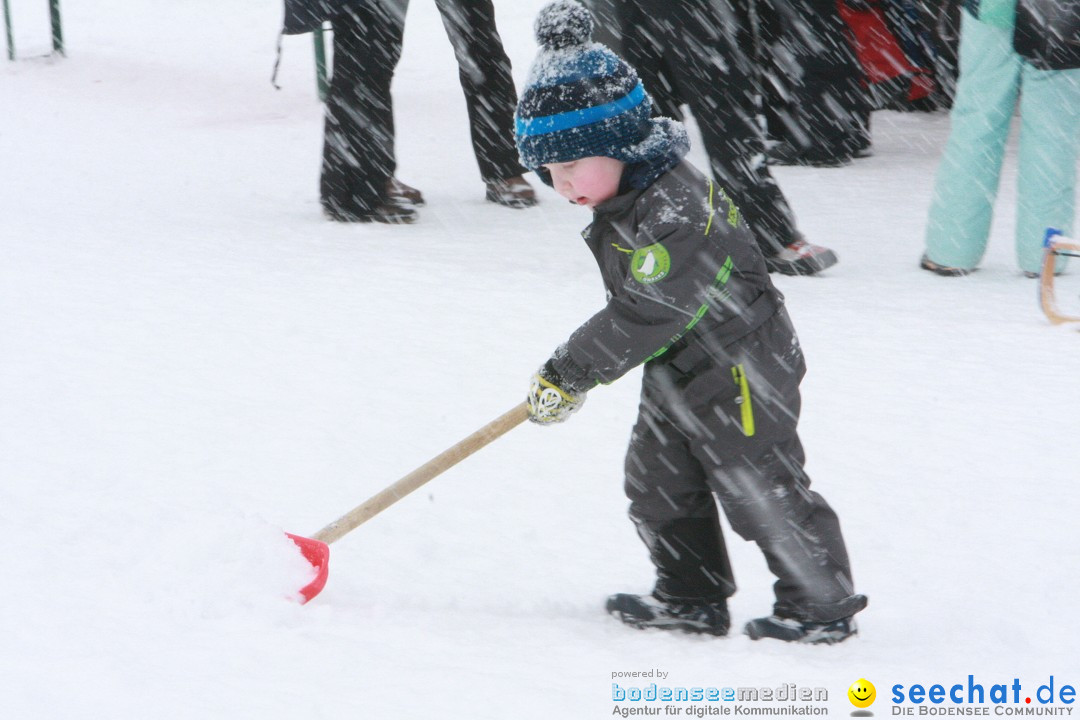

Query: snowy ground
[{"left": 2, "top": 1, "right": 1079, "bottom": 718}]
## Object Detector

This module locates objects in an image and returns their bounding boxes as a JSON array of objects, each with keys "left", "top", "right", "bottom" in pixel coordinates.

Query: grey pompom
[{"left": 534, "top": 1, "right": 594, "bottom": 50}]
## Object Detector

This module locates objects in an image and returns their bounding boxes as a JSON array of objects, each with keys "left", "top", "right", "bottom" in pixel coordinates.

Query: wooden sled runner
[{"left": 1039, "top": 230, "right": 1080, "bottom": 325}]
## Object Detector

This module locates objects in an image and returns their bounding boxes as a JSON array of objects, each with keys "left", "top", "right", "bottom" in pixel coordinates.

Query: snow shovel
[{"left": 288, "top": 402, "right": 530, "bottom": 603}]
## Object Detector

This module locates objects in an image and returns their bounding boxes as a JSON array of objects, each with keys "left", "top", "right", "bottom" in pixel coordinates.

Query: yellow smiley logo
[{"left": 848, "top": 679, "right": 876, "bottom": 708}]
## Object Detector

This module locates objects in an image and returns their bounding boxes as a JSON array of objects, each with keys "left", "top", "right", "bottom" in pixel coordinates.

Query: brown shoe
[
  {"left": 485, "top": 175, "right": 538, "bottom": 209},
  {"left": 919, "top": 254, "right": 971, "bottom": 276},
  {"left": 386, "top": 177, "right": 425, "bottom": 206}
]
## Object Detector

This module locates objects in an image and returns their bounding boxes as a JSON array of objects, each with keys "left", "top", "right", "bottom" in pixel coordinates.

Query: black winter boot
[
  {"left": 745, "top": 593, "right": 867, "bottom": 645},
  {"left": 607, "top": 593, "right": 730, "bottom": 636},
  {"left": 744, "top": 614, "right": 857, "bottom": 645},
  {"left": 764, "top": 236, "right": 839, "bottom": 275},
  {"left": 322, "top": 198, "right": 417, "bottom": 225}
]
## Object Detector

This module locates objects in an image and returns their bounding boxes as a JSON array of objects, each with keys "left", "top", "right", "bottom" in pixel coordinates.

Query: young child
[{"left": 516, "top": 1, "right": 867, "bottom": 644}]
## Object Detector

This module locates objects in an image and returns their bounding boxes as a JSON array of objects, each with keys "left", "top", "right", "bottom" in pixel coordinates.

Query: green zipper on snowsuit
[
  {"left": 732, "top": 363, "right": 755, "bottom": 437},
  {"left": 641, "top": 254, "right": 734, "bottom": 363}
]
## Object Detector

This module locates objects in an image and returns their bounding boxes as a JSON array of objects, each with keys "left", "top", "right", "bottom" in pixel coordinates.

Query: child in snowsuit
[{"left": 516, "top": 1, "right": 867, "bottom": 644}]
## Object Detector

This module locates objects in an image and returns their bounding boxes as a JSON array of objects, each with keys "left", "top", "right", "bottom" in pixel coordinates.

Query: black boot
[
  {"left": 744, "top": 614, "right": 857, "bottom": 645},
  {"left": 607, "top": 592, "right": 730, "bottom": 636},
  {"left": 765, "top": 141, "right": 853, "bottom": 168},
  {"left": 764, "top": 235, "right": 839, "bottom": 275},
  {"left": 745, "top": 593, "right": 867, "bottom": 645},
  {"left": 322, "top": 198, "right": 417, "bottom": 225}
]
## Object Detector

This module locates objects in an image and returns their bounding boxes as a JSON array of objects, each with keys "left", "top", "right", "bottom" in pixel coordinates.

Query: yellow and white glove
[{"left": 527, "top": 361, "right": 587, "bottom": 425}]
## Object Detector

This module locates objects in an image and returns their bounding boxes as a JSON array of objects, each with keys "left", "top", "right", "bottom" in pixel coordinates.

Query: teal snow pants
[{"left": 924, "top": 10, "right": 1080, "bottom": 274}]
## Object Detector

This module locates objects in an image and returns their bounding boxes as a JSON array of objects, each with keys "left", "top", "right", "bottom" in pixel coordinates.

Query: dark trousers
[
  {"left": 320, "top": 0, "right": 524, "bottom": 214},
  {"left": 620, "top": 0, "right": 799, "bottom": 255},
  {"left": 430, "top": 0, "right": 526, "bottom": 181},
  {"left": 624, "top": 310, "right": 859, "bottom": 622},
  {"left": 321, "top": 1, "right": 403, "bottom": 215},
  {"left": 759, "top": 0, "right": 871, "bottom": 157}
]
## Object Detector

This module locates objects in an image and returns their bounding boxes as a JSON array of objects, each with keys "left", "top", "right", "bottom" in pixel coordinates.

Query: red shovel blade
[{"left": 286, "top": 533, "right": 330, "bottom": 604}]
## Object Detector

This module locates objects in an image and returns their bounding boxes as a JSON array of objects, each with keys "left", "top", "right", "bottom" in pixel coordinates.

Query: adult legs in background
[
  {"left": 924, "top": 12, "right": 1019, "bottom": 270},
  {"left": 410, "top": 0, "right": 537, "bottom": 207},
  {"left": 759, "top": 0, "right": 870, "bottom": 164},
  {"left": 434, "top": 0, "right": 528, "bottom": 183},
  {"left": 672, "top": 0, "right": 803, "bottom": 256},
  {"left": 622, "top": 0, "right": 798, "bottom": 256},
  {"left": 1015, "top": 64, "right": 1080, "bottom": 274},
  {"left": 320, "top": 1, "right": 412, "bottom": 221}
]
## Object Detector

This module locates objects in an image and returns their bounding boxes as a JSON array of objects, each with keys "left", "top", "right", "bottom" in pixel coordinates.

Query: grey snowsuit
[{"left": 552, "top": 160, "right": 863, "bottom": 623}]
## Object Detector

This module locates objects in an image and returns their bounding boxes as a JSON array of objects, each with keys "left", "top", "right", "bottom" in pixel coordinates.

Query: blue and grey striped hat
[{"left": 514, "top": 1, "right": 655, "bottom": 177}]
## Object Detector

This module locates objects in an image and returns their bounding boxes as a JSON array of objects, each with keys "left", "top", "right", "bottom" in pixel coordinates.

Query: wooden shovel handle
[{"left": 311, "top": 402, "right": 530, "bottom": 544}]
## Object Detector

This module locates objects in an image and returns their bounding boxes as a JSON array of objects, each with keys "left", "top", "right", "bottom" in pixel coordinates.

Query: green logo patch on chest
[{"left": 630, "top": 243, "right": 671, "bottom": 284}]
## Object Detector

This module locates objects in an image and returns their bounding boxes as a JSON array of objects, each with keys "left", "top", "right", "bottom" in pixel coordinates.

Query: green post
[
  {"left": 313, "top": 24, "right": 328, "bottom": 102},
  {"left": 49, "top": 0, "right": 62, "bottom": 55},
  {"left": 3, "top": 0, "right": 14, "bottom": 61}
]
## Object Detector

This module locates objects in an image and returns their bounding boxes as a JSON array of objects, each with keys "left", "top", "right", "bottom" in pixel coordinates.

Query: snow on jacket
[{"left": 550, "top": 160, "right": 782, "bottom": 392}]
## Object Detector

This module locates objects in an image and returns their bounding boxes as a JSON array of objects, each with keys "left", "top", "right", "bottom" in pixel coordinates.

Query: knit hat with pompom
[{"left": 514, "top": 0, "right": 688, "bottom": 182}]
